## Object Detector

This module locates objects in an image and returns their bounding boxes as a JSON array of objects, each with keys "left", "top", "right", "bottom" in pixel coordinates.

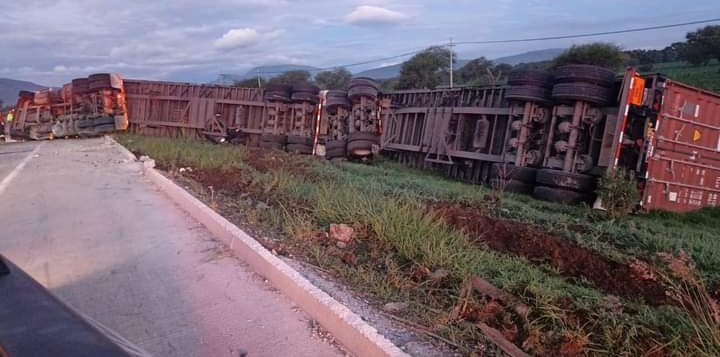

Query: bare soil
[{"left": 432, "top": 203, "right": 670, "bottom": 305}]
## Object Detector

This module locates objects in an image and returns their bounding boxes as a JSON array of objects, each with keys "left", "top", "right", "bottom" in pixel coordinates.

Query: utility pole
[
  {"left": 448, "top": 37, "right": 455, "bottom": 89},
  {"left": 256, "top": 69, "right": 262, "bottom": 88}
]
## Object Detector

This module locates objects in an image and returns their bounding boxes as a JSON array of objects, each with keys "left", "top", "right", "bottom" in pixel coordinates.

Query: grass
[
  {"left": 114, "top": 133, "right": 718, "bottom": 356},
  {"left": 652, "top": 61, "right": 720, "bottom": 92}
]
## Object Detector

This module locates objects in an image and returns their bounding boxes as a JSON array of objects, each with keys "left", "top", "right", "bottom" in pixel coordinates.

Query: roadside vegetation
[{"left": 116, "top": 133, "right": 720, "bottom": 356}]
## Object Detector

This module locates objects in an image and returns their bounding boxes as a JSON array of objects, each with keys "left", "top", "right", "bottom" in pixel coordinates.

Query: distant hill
[
  {"left": 354, "top": 59, "right": 471, "bottom": 80},
  {"left": 215, "top": 64, "right": 321, "bottom": 84},
  {"left": 353, "top": 49, "right": 566, "bottom": 80},
  {"left": 492, "top": 48, "right": 565, "bottom": 66},
  {"left": 0, "top": 78, "right": 45, "bottom": 107}
]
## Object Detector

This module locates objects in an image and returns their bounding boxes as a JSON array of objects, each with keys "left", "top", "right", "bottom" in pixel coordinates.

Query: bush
[
  {"left": 552, "top": 43, "right": 628, "bottom": 70},
  {"left": 596, "top": 168, "right": 640, "bottom": 218}
]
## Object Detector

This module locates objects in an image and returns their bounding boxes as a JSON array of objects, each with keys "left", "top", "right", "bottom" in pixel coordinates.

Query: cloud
[
  {"left": 345, "top": 5, "right": 409, "bottom": 25},
  {"left": 213, "top": 28, "right": 259, "bottom": 50}
]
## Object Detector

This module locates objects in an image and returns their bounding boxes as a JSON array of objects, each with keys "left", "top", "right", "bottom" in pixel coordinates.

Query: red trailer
[{"left": 612, "top": 73, "right": 720, "bottom": 212}]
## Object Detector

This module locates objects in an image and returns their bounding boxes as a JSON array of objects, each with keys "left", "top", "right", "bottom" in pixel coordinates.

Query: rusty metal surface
[
  {"left": 643, "top": 80, "right": 720, "bottom": 211},
  {"left": 123, "top": 80, "right": 265, "bottom": 139}
]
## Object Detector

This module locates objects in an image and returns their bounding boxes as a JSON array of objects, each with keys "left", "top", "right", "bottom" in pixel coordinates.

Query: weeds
[
  {"left": 596, "top": 168, "right": 640, "bottom": 219},
  {"left": 115, "top": 133, "right": 719, "bottom": 356}
]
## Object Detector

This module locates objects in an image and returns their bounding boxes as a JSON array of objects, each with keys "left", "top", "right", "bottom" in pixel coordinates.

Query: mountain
[
  {"left": 492, "top": 48, "right": 565, "bottom": 66},
  {"left": 353, "top": 49, "right": 567, "bottom": 80},
  {"left": 0, "top": 78, "right": 45, "bottom": 107},
  {"left": 355, "top": 60, "right": 471, "bottom": 80}
]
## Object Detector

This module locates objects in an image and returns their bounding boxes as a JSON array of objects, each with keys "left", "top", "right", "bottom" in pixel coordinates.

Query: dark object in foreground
[{"left": 0, "top": 255, "right": 130, "bottom": 357}]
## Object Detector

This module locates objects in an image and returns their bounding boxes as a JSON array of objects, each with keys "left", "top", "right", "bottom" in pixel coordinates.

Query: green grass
[
  {"left": 114, "top": 133, "right": 716, "bottom": 355},
  {"left": 653, "top": 61, "right": 720, "bottom": 92}
]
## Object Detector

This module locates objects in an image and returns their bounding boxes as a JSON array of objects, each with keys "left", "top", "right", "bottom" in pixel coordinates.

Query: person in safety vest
[{"left": 4, "top": 109, "right": 14, "bottom": 142}]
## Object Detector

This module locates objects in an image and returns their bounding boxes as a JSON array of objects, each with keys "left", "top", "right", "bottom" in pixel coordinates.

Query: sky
[{"left": 0, "top": 0, "right": 718, "bottom": 86}]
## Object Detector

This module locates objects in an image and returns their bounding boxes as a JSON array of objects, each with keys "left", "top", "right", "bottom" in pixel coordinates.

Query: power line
[
  {"left": 250, "top": 17, "right": 720, "bottom": 76},
  {"left": 454, "top": 18, "right": 720, "bottom": 45}
]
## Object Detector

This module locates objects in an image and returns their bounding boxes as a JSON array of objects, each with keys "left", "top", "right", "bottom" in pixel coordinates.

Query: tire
[
  {"left": 325, "top": 140, "right": 347, "bottom": 150},
  {"left": 325, "top": 95, "right": 351, "bottom": 107},
  {"left": 349, "top": 77, "right": 379, "bottom": 90},
  {"left": 505, "top": 85, "right": 551, "bottom": 103},
  {"left": 286, "top": 143, "right": 313, "bottom": 154},
  {"left": 347, "top": 131, "right": 379, "bottom": 143},
  {"left": 347, "top": 140, "right": 375, "bottom": 156},
  {"left": 88, "top": 73, "right": 112, "bottom": 90},
  {"left": 72, "top": 78, "right": 89, "bottom": 94},
  {"left": 507, "top": 70, "right": 553, "bottom": 88},
  {"left": 94, "top": 116, "right": 115, "bottom": 126},
  {"left": 489, "top": 164, "right": 537, "bottom": 183},
  {"left": 18, "top": 90, "right": 35, "bottom": 100},
  {"left": 95, "top": 124, "right": 116, "bottom": 133},
  {"left": 260, "top": 133, "right": 287, "bottom": 144},
  {"left": 291, "top": 92, "right": 318, "bottom": 103},
  {"left": 287, "top": 135, "right": 313, "bottom": 145},
  {"left": 532, "top": 185, "right": 591, "bottom": 205},
  {"left": 263, "top": 84, "right": 292, "bottom": 101},
  {"left": 553, "top": 65, "right": 616, "bottom": 87},
  {"left": 552, "top": 82, "right": 612, "bottom": 105},
  {"left": 489, "top": 178, "right": 534, "bottom": 194},
  {"left": 326, "top": 90, "right": 348, "bottom": 98},
  {"left": 259, "top": 140, "right": 285, "bottom": 150},
  {"left": 76, "top": 119, "right": 95, "bottom": 129},
  {"left": 325, "top": 147, "right": 346, "bottom": 159},
  {"left": 292, "top": 83, "right": 320, "bottom": 94},
  {"left": 348, "top": 85, "right": 378, "bottom": 99},
  {"left": 535, "top": 169, "right": 596, "bottom": 191}
]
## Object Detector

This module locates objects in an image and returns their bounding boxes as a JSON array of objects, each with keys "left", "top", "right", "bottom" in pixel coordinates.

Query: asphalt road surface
[{"left": 0, "top": 138, "right": 344, "bottom": 357}]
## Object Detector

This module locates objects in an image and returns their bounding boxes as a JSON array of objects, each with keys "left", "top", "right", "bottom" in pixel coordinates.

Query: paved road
[{"left": 0, "top": 138, "right": 344, "bottom": 357}]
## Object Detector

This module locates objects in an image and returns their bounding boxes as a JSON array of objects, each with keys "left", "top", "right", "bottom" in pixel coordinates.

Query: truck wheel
[
  {"left": 259, "top": 140, "right": 285, "bottom": 150},
  {"left": 489, "top": 178, "right": 534, "bottom": 194},
  {"left": 553, "top": 65, "right": 616, "bottom": 87},
  {"left": 325, "top": 140, "right": 347, "bottom": 151},
  {"left": 286, "top": 143, "right": 313, "bottom": 154},
  {"left": 287, "top": 135, "right": 313, "bottom": 145},
  {"left": 532, "top": 185, "right": 591, "bottom": 204},
  {"left": 490, "top": 164, "right": 537, "bottom": 183},
  {"left": 88, "top": 73, "right": 112, "bottom": 90},
  {"left": 325, "top": 147, "right": 346, "bottom": 159},
  {"left": 94, "top": 117, "right": 116, "bottom": 126},
  {"left": 535, "top": 169, "right": 596, "bottom": 191},
  {"left": 551, "top": 82, "right": 612, "bottom": 105},
  {"left": 505, "top": 85, "right": 551, "bottom": 103},
  {"left": 349, "top": 77, "right": 379, "bottom": 90},
  {"left": 347, "top": 140, "right": 374, "bottom": 156},
  {"left": 260, "top": 133, "right": 287, "bottom": 144},
  {"left": 507, "top": 70, "right": 553, "bottom": 88},
  {"left": 348, "top": 85, "right": 378, "bottom": 100},
  {"left": 347, "top": 131, "right": 379, "bottom": 143}
]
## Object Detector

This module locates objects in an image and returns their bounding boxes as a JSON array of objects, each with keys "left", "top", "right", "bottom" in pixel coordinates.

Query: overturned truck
[
  {"left": 12, "top": 73, "right": 129, "bottom": 140},
  {"left": 11, "top": 68, "right": 718, "bottom": 212},
  {"left": 382, "top": 66, "right": 720, "bottom": 212}
]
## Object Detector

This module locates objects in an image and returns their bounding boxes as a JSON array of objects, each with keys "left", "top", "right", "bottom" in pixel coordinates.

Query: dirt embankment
[{"left": 433, "top": 203, "right": 670, "bottom": 305}]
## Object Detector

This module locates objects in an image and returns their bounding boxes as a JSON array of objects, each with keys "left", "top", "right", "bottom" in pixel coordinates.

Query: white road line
[{"left": 0, "top": 143, "right": 43, "bottom": 197}]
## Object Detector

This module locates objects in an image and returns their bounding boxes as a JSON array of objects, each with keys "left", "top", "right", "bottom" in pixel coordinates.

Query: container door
[{"left": 643, "top": 81, "right": 720, "bottom": 211}]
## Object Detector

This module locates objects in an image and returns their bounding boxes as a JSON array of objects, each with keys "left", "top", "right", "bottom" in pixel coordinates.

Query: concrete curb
[{"left": 109, "top": 137, "right": 409, "bottom": 357}]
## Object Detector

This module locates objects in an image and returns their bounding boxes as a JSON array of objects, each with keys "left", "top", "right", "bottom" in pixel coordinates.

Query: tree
[
  {"left": 681, "top": 26, "right": 720, "bottom": 65},
  {"left": 267, "top": 70, "right": 313, "bottom": 86},
  {"left": 234, "top": 77, "right": 265, "bottom": 88},
  {"left": 396, "top": 46, "right": 455, "bottom": 89},
  {"left": 552, "top": 43, "right": 628, "bottom": 70},
  {"left": 455, "top": 57, "right": 494, "bottom": 85},
  {"left": 314, "top": 67, "right": 352, "bottom": 90}
]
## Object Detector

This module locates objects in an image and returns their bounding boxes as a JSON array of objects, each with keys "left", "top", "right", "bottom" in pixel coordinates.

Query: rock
[
  {"left": 429, "top": 269, "right": 450, "bottom": 281},
  {"left": 383, "top": 301, "right": 409, "bottom": 313},
  {"left": 256, "top": 201, "right": 270, "bottom": 210},
  {"left": 329, "top": 223, "right": 354, "bottom": 243}
]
